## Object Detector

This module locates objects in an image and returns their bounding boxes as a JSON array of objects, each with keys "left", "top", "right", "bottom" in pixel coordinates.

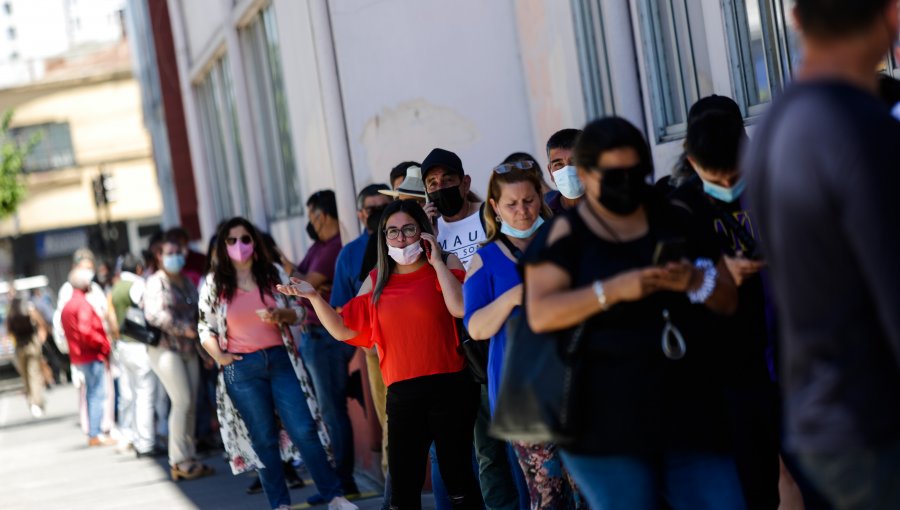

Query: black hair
[
  {"left": 574, "top": 117, "right": 653, "bottom": 174},
  {"left": 389, "top": 161, "right": 420, "bottom": 186},
  {"left": 168, "top": 226, "right": 190, "bottom": 244},
  {"left": 356, "top": 183, "right": 391, "bottom": 210},
  {"left": 212, "top": 217, "right": 280, "bottom": 303},
  {"left": 794, "top": 0, "right": 894, "bottom": 37},
  {"left": 546, "top": 128, "right": 583, "bottom": 157},
  {"left": 306, "top": 190, "right": 338, "bottom": 219},
  {"left": 684, "top": 110, "right": 747, "bottom": 172},
  {"left": 373, "top": 200, "right": 434, "bottom": 304},
  {"left": 119, "top": 253, "right": 141, "bottom": 274}
]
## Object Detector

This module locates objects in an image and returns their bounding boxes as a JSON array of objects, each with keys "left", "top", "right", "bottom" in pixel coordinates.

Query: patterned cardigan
[{"left": 197, "top": 269, "right": 334, "bottom": 475}]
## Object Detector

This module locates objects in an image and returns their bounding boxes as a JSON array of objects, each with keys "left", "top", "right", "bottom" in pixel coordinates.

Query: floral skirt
[{"left": 511, "top": 442, "right": 589, "bottom": 510}]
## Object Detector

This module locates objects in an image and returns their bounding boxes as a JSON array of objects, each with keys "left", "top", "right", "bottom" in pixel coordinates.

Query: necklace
[{"left": 584, "top": 202, "right": 623, "bottom": 244}]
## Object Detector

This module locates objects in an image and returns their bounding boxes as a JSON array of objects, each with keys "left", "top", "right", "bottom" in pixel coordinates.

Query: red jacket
[{"left": 61, "top": 289, "right": 111, "bottom": 365}]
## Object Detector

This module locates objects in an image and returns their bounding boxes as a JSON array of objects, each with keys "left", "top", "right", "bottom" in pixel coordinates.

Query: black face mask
[
  {"left": 597, "top": 165, "right": 647, "bottom": 215},
  {"left": 427, "top": 185, "right": 465, "bottom": 217},
  {"left": 365, "top": 205, "right": 387, "bottom": 233},
  {"left": 306, "top": 221, "right": 320, "bottom": 242}
]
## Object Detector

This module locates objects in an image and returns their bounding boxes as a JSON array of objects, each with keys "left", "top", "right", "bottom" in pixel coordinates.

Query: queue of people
[{"left": 13, "top": 3, "right": 900, "bottom": 509}]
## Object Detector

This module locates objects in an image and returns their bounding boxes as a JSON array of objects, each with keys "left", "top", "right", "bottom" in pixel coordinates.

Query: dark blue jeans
[
  {"left": 300, "top": 324, "right": 359, "bottom": 492},
  {"left": 224, "top": 346, "right": 342, "bottom": 509},
  {"left": 560, "top": 450, "right": 746, "bottom": 510}
]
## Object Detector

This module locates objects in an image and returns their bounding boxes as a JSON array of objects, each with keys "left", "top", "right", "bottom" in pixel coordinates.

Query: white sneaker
[
  {"left": 29, "top": 404, "right": 44, "bottom": 418},
  {"left": 327, "top": 496, "right": 358, "bottom": 510}
]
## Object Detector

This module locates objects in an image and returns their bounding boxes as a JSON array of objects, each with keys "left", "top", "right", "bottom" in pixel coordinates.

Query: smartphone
[
  {"left": 653, "top": 238, "right": 687, "bottom": 265},
  {"left": 420, "top": 238, "right": 432, "bottom": 259}
]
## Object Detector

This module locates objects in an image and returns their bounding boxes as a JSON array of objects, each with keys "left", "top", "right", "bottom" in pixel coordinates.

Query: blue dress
[{"left": 463, "top": 240, "right": 521, "bottom": 414}]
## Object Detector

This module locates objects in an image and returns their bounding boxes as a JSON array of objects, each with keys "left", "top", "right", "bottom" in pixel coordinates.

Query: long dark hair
[
  {"left": 212, "top": 217, "right": 280, "bottom": 303},
  {"left": 373, "top": 200, "right": 435, "bottom": 305}
]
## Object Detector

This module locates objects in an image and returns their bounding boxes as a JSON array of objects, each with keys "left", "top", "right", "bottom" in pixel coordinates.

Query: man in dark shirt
[
  {"left": 295, "top": 190, "right": 359, "bottom": 499},
  {"left": 671, "top": 95, "right": 779, "bottom": 509},
  {"left": 744, "top": 1, "right": 900, "bottom": 507}
]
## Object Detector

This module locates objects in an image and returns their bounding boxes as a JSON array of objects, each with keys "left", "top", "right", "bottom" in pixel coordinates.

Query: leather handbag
[
  {"left": 489, "top": 312, "right": 585, "bottom": 446},
  {"left": 121, "top": 306, "right": 162, "bottom": 347}
]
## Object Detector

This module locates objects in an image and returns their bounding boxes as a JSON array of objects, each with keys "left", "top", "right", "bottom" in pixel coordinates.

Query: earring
[{"left": 496, "top": 216, "right": 502, "bottom": 223}]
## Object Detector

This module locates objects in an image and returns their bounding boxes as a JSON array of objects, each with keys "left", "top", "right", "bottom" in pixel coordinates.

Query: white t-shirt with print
[{"left": 437, "top": 208, "right": 486, "bottom": 270}]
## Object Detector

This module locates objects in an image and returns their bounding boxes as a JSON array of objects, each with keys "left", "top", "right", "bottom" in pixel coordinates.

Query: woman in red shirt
[{"left": 280, "top": 199, "right": 481, "bottom": 509}]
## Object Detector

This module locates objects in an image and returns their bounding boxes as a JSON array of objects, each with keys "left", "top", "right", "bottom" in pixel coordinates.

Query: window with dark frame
[{"left": 9, "top": 122, "right": 76, "bottom": 172}]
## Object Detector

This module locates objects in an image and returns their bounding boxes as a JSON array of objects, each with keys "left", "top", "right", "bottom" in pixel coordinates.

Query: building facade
[
  {"left": 136, "top": 0, "right": 900, "bottom": 483},
  {"left": 0, "top": 39, "right": 163, "bottom": 291}
]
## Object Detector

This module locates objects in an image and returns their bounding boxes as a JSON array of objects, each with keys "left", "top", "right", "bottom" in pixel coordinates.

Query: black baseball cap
[{"left": 421, "top": 148, "right": 465, "bottom": 180}]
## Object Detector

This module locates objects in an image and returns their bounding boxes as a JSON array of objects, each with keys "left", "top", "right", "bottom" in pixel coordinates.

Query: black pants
[
  {"left": 725, "top": 384, "right": 781, "bottom": 510},
  {"left": 387, "top": 370, "right": 480, "bottom": 510}
]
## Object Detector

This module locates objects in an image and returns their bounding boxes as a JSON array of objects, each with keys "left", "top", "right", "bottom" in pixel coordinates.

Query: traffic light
[{"left": 91, "top": 172, "right": 116, "bottom": 207}]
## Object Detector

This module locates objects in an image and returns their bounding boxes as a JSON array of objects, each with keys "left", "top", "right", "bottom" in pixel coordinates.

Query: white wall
[{"left": 329, "top": 0, "right": 536, "bottom": 199}]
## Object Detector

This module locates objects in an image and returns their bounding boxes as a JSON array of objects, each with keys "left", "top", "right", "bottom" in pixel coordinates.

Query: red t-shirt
[{"left": 341, "top": 264, "right": 466, "bottom": 386}]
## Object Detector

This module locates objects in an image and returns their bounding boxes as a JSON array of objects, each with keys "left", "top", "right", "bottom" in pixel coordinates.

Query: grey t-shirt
[{"left": 744, "top": 80, "right": 900, "bottom": 453}]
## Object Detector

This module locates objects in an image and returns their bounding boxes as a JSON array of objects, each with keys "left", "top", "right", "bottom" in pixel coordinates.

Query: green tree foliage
[{"left": 0, "top": 110, "right": 39, "bottom": 218}]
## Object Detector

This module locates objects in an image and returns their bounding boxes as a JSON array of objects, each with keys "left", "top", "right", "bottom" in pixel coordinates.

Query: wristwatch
[{"left": 592, "top": 280, "right": 608, "bottom": 311}]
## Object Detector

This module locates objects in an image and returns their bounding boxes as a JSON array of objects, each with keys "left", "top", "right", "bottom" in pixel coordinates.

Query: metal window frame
[
  {"left": 239, "top": 4, "right": 301, "bottom": 221},
  {"left": 638, "top": 0, "right": 700, "bottom": 142},
  {"left": 10, "top": 122, "right": 76, "bottom": 172},
  {"left": 571, "top": 0, "right": 615, "bottom": 119}
]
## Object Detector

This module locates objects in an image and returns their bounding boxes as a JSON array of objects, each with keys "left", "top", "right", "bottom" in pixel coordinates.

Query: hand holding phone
[{"left": 420, "top": 238, "right": 433, "bottom": 259}]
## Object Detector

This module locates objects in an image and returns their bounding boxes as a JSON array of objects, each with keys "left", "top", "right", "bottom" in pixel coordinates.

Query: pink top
[{"left": 226, "top": 289, "right": 284, "bottom": 354}]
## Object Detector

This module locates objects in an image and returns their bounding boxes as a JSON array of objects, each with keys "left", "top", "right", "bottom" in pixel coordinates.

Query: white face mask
[
  {"left": 71, "top": 268, "right": 95, "bottom": 290},
  {"left": 552, "top": 165, "right": 585, "bottom": 199},
  {"left": 387, "top": 242, "right": 423, "bottom": 265}
]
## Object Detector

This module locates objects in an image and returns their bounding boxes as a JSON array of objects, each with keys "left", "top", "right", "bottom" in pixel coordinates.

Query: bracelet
[
  {"left": 592, "top": 280, "right": 608, "bottom": 310},
  {"left": 687, "top": 258, "right": 717, "bottom": 304}
]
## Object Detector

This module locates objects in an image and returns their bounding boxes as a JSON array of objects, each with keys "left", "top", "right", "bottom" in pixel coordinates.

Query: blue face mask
[
  {"left": 162, "top": 253, "right": 186, "bottom": 274},
  {"left": 552, "top": 165, "right": 585, "bottom": 199},
  {"left": 500, "top": 216, "right": 544, "bottom": 239},
  {"left": 702, "top": 177, "right": 746, "bottom": 203}
]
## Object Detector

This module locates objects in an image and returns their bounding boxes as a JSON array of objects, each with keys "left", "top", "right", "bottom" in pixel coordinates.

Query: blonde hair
[{"left": 483, "top": 169, "right": 551, "bottom": 245}]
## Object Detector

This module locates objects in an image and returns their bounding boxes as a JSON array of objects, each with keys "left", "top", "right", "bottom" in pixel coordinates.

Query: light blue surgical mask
[
  {"left": 702, "top": 177, "right": 746, "bottom": 203},
  {"left": 162, "top": 253, "right": 186, "bottom": 274},
  {"left": 552, "top": 165, "right": 584, "bottom": 199},
  {"left": 500, "top": 216, "right": 545, "bottom": 239}
]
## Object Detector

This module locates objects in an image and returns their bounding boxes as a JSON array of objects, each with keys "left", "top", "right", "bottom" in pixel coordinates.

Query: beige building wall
[{"left": 0, "top": 75, "right": 162, "bottom": 236}]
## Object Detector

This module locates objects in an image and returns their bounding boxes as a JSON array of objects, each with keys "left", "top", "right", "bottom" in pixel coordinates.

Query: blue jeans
[
  {"left": 560, "top": 450, "right": 747, "bottom": 510},
  {"left": 224, "top": 347, "right": 343, "bottom": 509},
  {"left": 300, "top": 325, "right": 358, "bottom": 492},
  {"left": 79, "top": 361, "right": 106, "bottom": 438}
]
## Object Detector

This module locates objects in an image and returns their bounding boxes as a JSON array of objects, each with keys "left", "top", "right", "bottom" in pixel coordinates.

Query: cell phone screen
[{"left": 652, "top": 238, "right": 687, "bottom": 265}]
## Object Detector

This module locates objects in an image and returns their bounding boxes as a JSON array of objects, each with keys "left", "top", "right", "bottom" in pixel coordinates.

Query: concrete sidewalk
[{"left": 0, "top": 382, "right": 433, "bottom": 509}]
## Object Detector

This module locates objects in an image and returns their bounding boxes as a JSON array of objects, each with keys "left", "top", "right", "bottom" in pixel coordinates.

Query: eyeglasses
[
  {"left": 384, "top": 224, "right": 420, "bottom": 240},
  {"left": 225, "top": 235, "right": 253, "bottom": 246},
  {"left": 493, "top": 160, "right": 536, "bottom": 174}
]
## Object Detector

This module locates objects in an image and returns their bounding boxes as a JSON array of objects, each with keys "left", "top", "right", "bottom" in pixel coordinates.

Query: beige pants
[
  {"left": 148, "top": 347, "right": 199, "bottom": 466},
  {"left": 365, "top": 350, "right": 388, "bottom": 476},
  {"left": 15, "top": 341, "right": 45, "bottom": 410}
]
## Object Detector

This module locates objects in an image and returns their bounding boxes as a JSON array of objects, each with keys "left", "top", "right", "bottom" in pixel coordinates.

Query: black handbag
[
  {"left": 121, "top": 305, "right": 162, "bottom": 347},
  {"left": 458, "top": 320, "right": 490, "bottom": 385},
  {"left": 489, "top": 311, "right": 585, "bottom": 446}
]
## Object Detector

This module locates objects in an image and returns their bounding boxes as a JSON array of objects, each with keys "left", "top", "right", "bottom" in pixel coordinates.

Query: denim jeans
[
  {"left": 560, "top": 450, "right": 747, "bottom": 510},
  {"left": 300, "top": 324, "right": 359, "bottom": 492},
  {"left": 798, "top": 440, "right": 900, "bottom": 510},
  {"left": 79, "top": 361, "right": 106, "bottom": 438},
  {"left": 225, "top": 346, "right": 343, "bottom": 509}
]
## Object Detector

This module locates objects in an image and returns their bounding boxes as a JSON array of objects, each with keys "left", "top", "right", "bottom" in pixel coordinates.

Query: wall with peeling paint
[{"left": 329, "top": 0, "right": 536, "bottom": 199}]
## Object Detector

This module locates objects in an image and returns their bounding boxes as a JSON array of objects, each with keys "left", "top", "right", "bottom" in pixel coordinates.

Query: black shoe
[
  {"left": 135, "top": 447, "right": 165, "bottom": 459},
  {"left": 284, "top": 461, "right": 306, "bottom": 489},
  {"left": 246, "top": 476, "right": 263, "bottom": 495}
]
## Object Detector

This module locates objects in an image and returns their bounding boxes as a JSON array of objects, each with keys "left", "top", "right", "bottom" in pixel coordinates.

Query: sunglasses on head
[
  {"left": 493, "top": 160, "right": 536, "bottom": 174},
  {"left": 225, "top": 235, "right": 253, "bottom": 246}
]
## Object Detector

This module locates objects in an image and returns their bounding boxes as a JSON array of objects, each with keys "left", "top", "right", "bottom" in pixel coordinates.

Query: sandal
[{"left": 171, "top": 461, "right": 215, "bottom": 481}]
